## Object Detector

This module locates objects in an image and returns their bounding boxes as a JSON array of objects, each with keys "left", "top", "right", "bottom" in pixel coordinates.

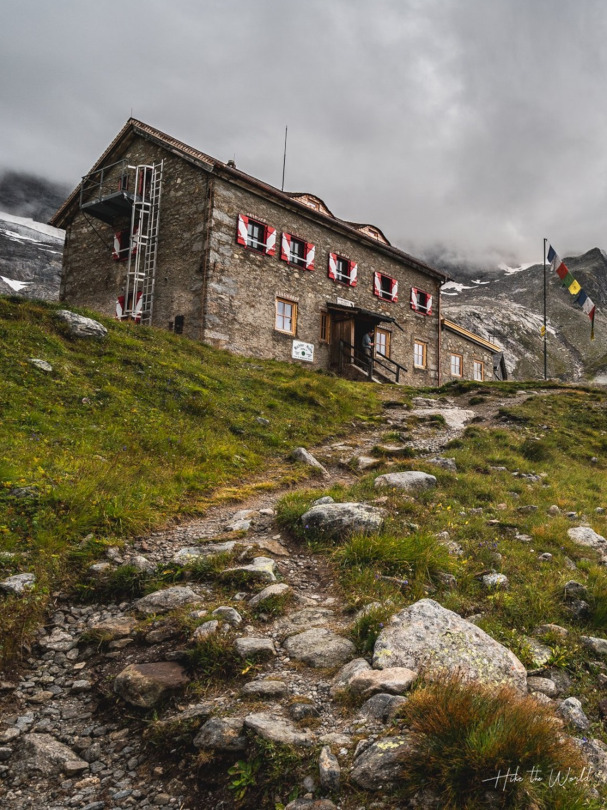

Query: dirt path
[{"left": 0, "top": 387, "right": 536, "bottom": 810}]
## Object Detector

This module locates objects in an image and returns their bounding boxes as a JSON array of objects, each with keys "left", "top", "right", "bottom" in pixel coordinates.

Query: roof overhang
[
  {"left": 326, "top": 302, "right": 405, "bottom": 331},
  {"left": 441, "top": 318, "right": 502, "bottom": 352}
]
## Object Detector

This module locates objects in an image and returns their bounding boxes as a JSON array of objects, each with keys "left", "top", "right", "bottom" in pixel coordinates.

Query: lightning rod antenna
[{"left": 281, "top": 126, "right": 288, "bottom": 192}]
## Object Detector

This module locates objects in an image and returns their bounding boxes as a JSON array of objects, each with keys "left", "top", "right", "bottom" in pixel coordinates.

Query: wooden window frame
[
  {"left": 375, "top": 327, "right": 391, "bottom": 358},
  {"left": 320, "top": 311, "right": 330, "bottom": 343},
  {"left": 413, "top": 340, "right": 427, "bottom": 369},
  {"left": 450, "top": 353, "right": 463, "bottom": 377},
  {"left": 473, "top": 359, "right": 484, "bottom": 381},
  {"left": 275, "top": 297, "right": 297, "bottom": 336}
]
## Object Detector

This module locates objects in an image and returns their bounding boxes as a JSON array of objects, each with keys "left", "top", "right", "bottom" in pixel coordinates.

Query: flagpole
[{"left": 543, "top": 238, "right": 547, "bottom": 380}]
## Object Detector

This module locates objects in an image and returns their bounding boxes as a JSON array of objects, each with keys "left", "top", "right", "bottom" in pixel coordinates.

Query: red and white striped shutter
[
  {"left": 349, "top": 262, "right": 358, "bottom": 286},
  {"left": 426, "top": 294, "right": 433, "bottom": 315},
  {"left": 373, "top": 272, "right": 382, "bottom": 298},
  {"left": 115, "top": 295, "right": 125, "bottom": 318},
  {"left": 410, "top": 287, "right": 419, "bottom": 311},
  {"left": 236, "top": 214, "right": 249, "bottom": 246},
  {"left": 265, "top": 226, "right": 276, "bottom": 256},
  {"left": 391, "top": 279, "right": 399, "bottom": 302},
  {"left": 328, "top": 253, "right": 338, "bottom": 279},
  {"left": 305, "top": 242, "right": 315, "bottom": 270},
  {"left": 281, "top": 233, "right": 291, "bottom": 261},
  {"left": 112, "top": 232, "right": 121, "bottom": 261},
  {"left": 133, "top": 291, "right": 143, "bottom": 323}
]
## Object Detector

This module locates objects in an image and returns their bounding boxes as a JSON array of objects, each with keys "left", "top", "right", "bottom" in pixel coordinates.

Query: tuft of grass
[
  {"left": 397, "top": 675, "right": 595, "bottom": 809},
  {"left": 184, "top": 634, "right": 243, "bottom": 681},
  {"left": 350, "top": 602, "right": 397, "bottom": 655}
]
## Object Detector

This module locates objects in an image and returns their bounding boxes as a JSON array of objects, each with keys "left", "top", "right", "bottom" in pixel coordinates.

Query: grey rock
[
  {"left": 358, "top": 693, "right": 408, "bottom": 721},
  {"left": 249, "top": 583, "right": 291, "bottom": 607},
  {"left": 150, "top": 702, "right": 214, "bottom": 735},
  {"left": 192, "top": 620, "right": 220, "bottom": 641},
  {"left": 87, "top": 561, "right": 112, "bottom": 577},
  {"left": 481, "top": 573, "right": 509, "bottom": 590},
  {"left": 348, "top": 667, "right": 417, "bottom": 697},
  {"left": 291, "top": 447, "right": 329, "bottom": 477},
  {"left": 88, "top": 616, "right": 137, "bottom": 639},
  {"left": 274, "top": 607, "right": 334, "bottom": 639},
  {"left": 212, "top": 606, "right": 242, "bottom": 626},
  {"left": 113, "top": 662, "right": 189, "bottom": 708},
  {"left": 221, "top": 556, "right": 276, "bottom": 584},
  {"left": 226, "top": 518, "right": 252, "bottom": 532},
  {"left": 330, "top": 658, "right": 372, "bottom": 697},
  {"left": 374, "top": 471, "right": 437, "bottom": 491},
  {"left": 568, "top": 526, "right": 607, "bottom": 551},
  {"left": 373, "top": 599, "right": 527, "bottom": 692},
  {"left": 123, "top": 554, "right": 156, "bottom": 575},
  {"left": 133, "top": 586, "right": 201, "bottom": 615},
  {"left": 241, "top": 680, "right": 288, "bottom": 699},
  {"left": 28, "top": 358, "right": 53, "bottom": 372},
  {"left": 0, "top": 573, "right": 35, "bottom": 595},
  {"left": 0, "top": 747, "right": 13, "bottom": 761},
  {"left": 534, "top": 623, "right": 568, "bottom": 638},
  {"left": 523, "top": 636, "right": 552, "bottom": 669},
  {"left": 427, "top": 457, "right": 457, "bottom": 472},
  {"left": 193, "top": 717, "right": 247, "bottom": 751},
  {"left": 557, "top": 697, "right": 590, "bottom": 730},
  {"left": 244, "top": 712, "right": 315, "bottom": 747},
  {"left": 289, "top": 700, "right": 320, "bottom": 721},
  {"left": 526, "top": 677, "right": 559, "bottom": 698},
  {"left": 564, "top": 580, "right": 588, "bottom": 600},
  {"left": 283, "top": 628, "right": 356, "bottom": 668},
  {"left": 354, "top": 455, "right": 382, "bottom": 471},
  {"left": 172, "top": 541, "right": 236, "bottom": 564},
  {"left": 56, "top": 310, "right": 108, "bottom": 339},
  {"left": 301, "top": 502, "right": 384, "bottom": 538},
  {"left": 538, "top": 553, "right": 553, "bottom": 562},
  {"left": 234, "top": 636, "right": 276, "bottom": 659},
  {"left": 319, "top": 746, "right": 340, "bottom": 791},
  {"left": 567, "top": 599, "right": 590, "bottom": 619},
  {"left": 547, "top": 504, "right": 561, "bottom": 515},
  {"left": 350, "top": 736, "right": 411, "bottom": 790},
  {"left": 312, "top": 496, "right": 334, "bottom": 506},
  {"left": 15, "top": 733, "right": 88, "bottom": 776},
  {"left": 580, "top": 635, "right": 607, "bottom": 656},
  {"left": 574, "top": 737, "right": 607, "bottom": 784},
  {"left": 285, "top": 800, "right": 337, "bottom": 810}
]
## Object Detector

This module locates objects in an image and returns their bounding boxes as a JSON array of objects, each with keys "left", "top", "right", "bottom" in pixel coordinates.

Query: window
[
  {"left": 473, "top": 360, "right": 484, "bottom": 381},
  {"left": 375, "top": 328, "right": 391, "bottom": 357},
  {"left": 174, "top": 315, "right": 185, "bottom": 335},
  {"left": 236, "top": 214, "right": 276, "bottom": 256},
  {"left": 373, "top": 272, "right": 398, "bottom": 302},
  {"left": 450, "top": 353, "right": 463, "bottom": 377},
  {"left": 275, "top": 298, "right": 297, "bottom": 335},
  {"left": 281, "top": 233, "right": 315, "bottom": 270},
  {"left": 320, "top": 311, "right": 330, "bottom": 343},
  {"left": 414, "top": 340, "right": 427, "bottom": 369},
  {"left": 410, "top": 287, "right": 433, "bottom": 315},
  {"left": 328, "top": 253, "right": 357, "bottom": 286}
]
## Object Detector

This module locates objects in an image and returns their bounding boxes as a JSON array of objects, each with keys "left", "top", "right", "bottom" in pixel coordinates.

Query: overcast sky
[{"left": 2, "top": 0, "right": 607, "bottom": 266}]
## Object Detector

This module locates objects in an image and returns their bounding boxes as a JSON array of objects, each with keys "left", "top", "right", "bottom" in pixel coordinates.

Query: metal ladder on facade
[{"left": 123, "top": 160, "right": 163, "bottom": 324}]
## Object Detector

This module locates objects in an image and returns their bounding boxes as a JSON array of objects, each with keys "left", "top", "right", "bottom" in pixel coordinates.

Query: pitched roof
[
  {"left": 442, "top": 318, "right": 502, "bottom": 352},
  {"left": 50, "top": 118, "right": 448, "bottom": 281}
]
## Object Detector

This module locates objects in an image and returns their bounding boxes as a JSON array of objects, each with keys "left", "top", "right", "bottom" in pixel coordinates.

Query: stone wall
[
  {"left": 204, "top": 177, "right": 442, "bottom": 385},
  {"left": 440, "top": 327, "right": 495, "bottom": 382},
  {"left": 60, "top": 136, "right": 211, "bottom": 338}
]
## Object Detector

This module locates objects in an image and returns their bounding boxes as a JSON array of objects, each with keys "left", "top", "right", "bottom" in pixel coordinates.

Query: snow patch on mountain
[
  {"left": 498, "top": 262, "right": 535, "bottom": 276},
  {"left": 1, "top": 276, "right": 32, "bottom": 292},
  {"left": 0, "top": 210, "right": 64, "bottom": 241}
]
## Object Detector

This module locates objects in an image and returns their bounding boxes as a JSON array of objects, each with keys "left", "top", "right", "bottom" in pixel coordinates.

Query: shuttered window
[
  {"left": 328, "top": 253, "right": 357, "bottom": 286},
  {"left": 410, "top": 288, "right": 433, "bottom": 315},
  {"left": 281, "top": 233, "right": 315, "bottom": 270},
  {"left": 373, "top": 272, "right": 398, "bottom": 302},
  {"left": 236, "top": 214, "right": 276, "bottom": 255}
]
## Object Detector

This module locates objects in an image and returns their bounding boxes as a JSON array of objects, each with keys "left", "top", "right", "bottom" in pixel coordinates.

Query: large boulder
[
  {"left": 301, "top": 502, "right": 384, "bottom": 538},
  {"left": 283, "top": 628, "right": 355, "bottom": 668},
  {"left": 568, "top": 526, "right": 607, "bottom": 552},
  {"left": 114, "top": 662, "right": 189, "bottom": 707},
  {"left": 0, "top": 573, "right": 35, "bottom": 595},
  {"left": 133, "top": 586, "right": 202, "bottom": 615},
  {"left": 374, "top": 471, "right": 436, "bottom": 491},
  {"left": 373, "top": 599, "right": 527, "bottom": 692},
  {"left": 55, "top": 310, "right": 108, "bottom": 339}
]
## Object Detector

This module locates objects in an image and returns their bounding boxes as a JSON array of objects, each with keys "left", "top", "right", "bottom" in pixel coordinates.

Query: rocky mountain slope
[
  {"left": 0, "top": 171, "right": 66, "bottom": 301},
  {"left": 439, "top": 248, "right": 607, "bottom": 382}
]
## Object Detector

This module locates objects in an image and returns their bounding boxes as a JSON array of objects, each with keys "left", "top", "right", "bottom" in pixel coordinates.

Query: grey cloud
[{"left": 1, "top": 0, "right": 605, "bottom": 264}]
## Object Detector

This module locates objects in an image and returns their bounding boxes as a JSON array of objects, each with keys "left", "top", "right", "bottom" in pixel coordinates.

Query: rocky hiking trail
[{"left": 1, "top": 386, "right": 594, "bottom": 810}]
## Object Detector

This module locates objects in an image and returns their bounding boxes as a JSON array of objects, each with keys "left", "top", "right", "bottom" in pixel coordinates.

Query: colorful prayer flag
[{"left": 547, "top": 242, "right": 596, "bottom": 338}]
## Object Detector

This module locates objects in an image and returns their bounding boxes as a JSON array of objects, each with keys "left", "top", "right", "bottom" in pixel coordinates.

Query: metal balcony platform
[{"left": 80, "top": 190, "right": 134, "bottom": 224}]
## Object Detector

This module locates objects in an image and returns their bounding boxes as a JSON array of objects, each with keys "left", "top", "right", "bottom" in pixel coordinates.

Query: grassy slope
[
  {"left": 0, "top": 297, "right": 378, "bottom": 665},
  {"left": 278, "top": 383, "right": 607, "bottom": 807}
]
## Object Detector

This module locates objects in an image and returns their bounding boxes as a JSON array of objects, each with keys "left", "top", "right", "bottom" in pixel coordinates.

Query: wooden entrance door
[{"left": 329, "top": 315, "right": 354, "bottom": 367}]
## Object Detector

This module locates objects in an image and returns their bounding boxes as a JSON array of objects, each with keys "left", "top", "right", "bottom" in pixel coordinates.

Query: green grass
[{"left": 0, "top": 297, "right": 378, "bottom": 668}]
